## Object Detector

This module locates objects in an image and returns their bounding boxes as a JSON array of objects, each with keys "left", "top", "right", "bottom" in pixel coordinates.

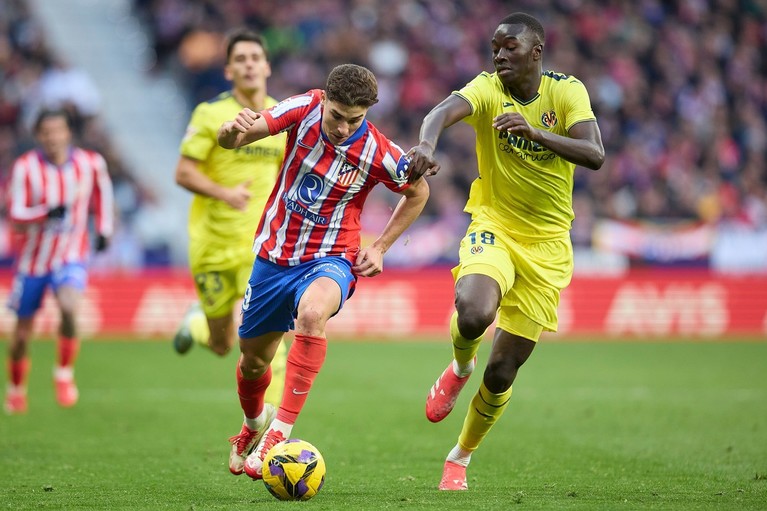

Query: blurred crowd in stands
[{"left": 2, "top": 0, "right": 766, "bottom": 269}]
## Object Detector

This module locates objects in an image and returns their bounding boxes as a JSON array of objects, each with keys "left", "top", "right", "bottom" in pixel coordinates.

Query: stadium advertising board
[{"left": 0, "top": 270, "right": 764, "bottom": 339}]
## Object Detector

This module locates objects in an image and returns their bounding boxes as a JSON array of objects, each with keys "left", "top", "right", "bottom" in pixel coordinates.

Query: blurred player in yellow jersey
[
  {"left": 407, "top": 12, "right": 605, "bottom": 490},
  {"left": 173, "top": 29, "right": 286, "bottom": 406}
]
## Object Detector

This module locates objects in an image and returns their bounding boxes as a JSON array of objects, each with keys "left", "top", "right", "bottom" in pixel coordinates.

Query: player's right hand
[
  {"left": 46, "top": 205, "right": 67, "bottom": 220},
  {"left": 224, "top": 180, "right": 253, "bottom": 211},
  {"left": 406, "top": 143, "right": 441, "bottom": 183},
  {"left": 233, "top": 108, "right": 262, "bottom": 133},
  {"left": 95, "top": 234, "right": 109, "bottom": 252}
]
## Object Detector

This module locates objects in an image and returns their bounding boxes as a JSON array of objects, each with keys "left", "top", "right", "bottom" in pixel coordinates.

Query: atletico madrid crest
[{"left": 337, "top": 161, "right": 360, "bottom": 186}]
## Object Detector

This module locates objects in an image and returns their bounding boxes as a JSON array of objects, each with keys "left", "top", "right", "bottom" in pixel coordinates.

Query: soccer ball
[{"left": 262, "top": 438, "right": 326, "bottom": 501}]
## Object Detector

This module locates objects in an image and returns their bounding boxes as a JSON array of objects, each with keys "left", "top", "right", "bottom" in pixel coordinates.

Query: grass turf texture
[{"left": 1, "top": 340, "right": 765, "bottom": 510}]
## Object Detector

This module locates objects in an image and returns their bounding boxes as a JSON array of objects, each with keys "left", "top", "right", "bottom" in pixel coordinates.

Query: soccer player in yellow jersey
[
  {"left": 407, "top": 13, "right": 605, "bottom": 490},
  {"left": 172, "top": 29, "right": 287, "bottom": 406}
]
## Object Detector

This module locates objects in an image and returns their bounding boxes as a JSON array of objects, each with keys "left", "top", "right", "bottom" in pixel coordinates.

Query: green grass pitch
[{"left": 1, "top": 339, "right": 766, "bottom": 510}]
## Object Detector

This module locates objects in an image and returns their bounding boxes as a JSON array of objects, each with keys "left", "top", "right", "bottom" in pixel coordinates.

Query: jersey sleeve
[
  {"left": 560, "top": 78, "right": 596, "bottom": 130},
  {"left": 8, "top": 156, "right": 48, "bottom": 223},
  {"left": 88, "top": 151, "right": 115, "bottom": 237},
  {"left": 452, "top": 72, "right": 495, "bottom": 128},
  {"left": 373, "top": 138, "right": 411, "bottom": 193},
  {"left": 262, "top": 91, "right": 317, "bottom": 135},
  {"left": 179, "top": 102, "right": 216, "bottom": 161}
]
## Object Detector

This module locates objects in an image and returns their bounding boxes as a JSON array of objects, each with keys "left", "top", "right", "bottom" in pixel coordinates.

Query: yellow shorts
[
  {"left": 189, "top": 241, "right": 254, "bottom": 319},
  {"left": 452, "top": 217, "right": 573, "bottom": 341}
]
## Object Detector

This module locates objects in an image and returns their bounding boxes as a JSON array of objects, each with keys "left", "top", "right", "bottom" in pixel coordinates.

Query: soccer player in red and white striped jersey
[
  {"left": 251, "top": 86, "right": 416, "bottom": 266},
  {"left": 4, "top": 109, "right": 114, "bottom": 414},
  {"left": 217, "top": 64, "right": 430, "bottom": 478}
]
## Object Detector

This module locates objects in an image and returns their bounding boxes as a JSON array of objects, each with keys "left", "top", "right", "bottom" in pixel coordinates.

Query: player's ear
[
  {"left": 224, "top": 63, "right": 234, "bottom": 82},
  {"left": 533, "top": 43, "right": 543, "bottom": 61}
]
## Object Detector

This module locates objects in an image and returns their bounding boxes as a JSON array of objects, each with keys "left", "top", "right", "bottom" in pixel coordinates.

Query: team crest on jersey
[
  {"left": 337, "top": 161, "right": 360, "bottom": 186},
  {"left": 541, "top": 110, "right": 558, "bottom": 128}
]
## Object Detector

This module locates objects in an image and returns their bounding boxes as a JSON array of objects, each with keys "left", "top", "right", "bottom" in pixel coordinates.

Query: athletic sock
[
  {"left": 244, "top": 403, "right": 274, "bottom": 431},
  {"left": 268, "top": 418, "right": 293, "bottom": 438},
  {"left": 237, "top": 360, "right": 272, "bottom": 420},
  {"left": 57, "top": 336, "right": 79, "bottom": 367},
  {"left": 458, "top": 381, "right": 513, "bottom": 451},
  {"left": 189, "top": 311, "right": 210, "bottom": 348},
  {"left": 8, "top": 358, "right": 30, "bottom": 387},
  {"left": 276, "top": 334, "right": 327, "bottom": 425},
  {"left": 53, "top": 366, "right": 74, "bottom": 381},
  {"left": 450, "top": 311, "right": 483, "bottom": 374},
  {"left": 446, "top": 444, "right": 473, "bottom": 467}
]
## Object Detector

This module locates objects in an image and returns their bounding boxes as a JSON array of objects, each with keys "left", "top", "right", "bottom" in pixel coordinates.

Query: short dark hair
[
  {"left": 225, "top": 28, "right": 268, "bottom": 62},
  {"left": 33, "top": 108, "right": 72, "bottom": 133},
  {"left": 499, "top": 13, "right": 545, "bottom": 44},
  {"left": 325, "top": 64, "right": 379, "bottom": 108}
]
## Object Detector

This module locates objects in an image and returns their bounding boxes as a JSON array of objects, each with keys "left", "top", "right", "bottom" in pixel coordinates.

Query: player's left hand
[
  {"left": 492, "top": 112, "right": 536, "bottom": 139},
  {"left": 95, "top": 234, "right": 109, "bottom": 252},
  {"left": 353, "top": 246, "right": 384, "bottom": 277}
]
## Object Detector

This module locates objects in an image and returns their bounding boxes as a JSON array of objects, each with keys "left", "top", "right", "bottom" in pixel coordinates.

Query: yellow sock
[
  {"left": 458, "top": 381, "right": 512, "bottom": 451},
  {"left": 189, "top": 310, "right": 211, "bottom": 348},
  {"left": 451, "top": 311, "right": 483, "bottom": 366},
  {"left": 265, "top": 339, "right": 287, "bottom": 406}
]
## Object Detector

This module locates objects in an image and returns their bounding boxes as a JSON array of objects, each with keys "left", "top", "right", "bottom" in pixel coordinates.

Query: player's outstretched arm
[
  {"left": 492, "top": 113, "right": 605, "bottom": 170},
  {"left": 353, "top": 177, "right": 430, "bottom": 277},
  {"left": 407, "top": 95, "right": 472, "bottom": 183},
  {"left": 217, "top": 108, "right": 271, "bottom": 149}
]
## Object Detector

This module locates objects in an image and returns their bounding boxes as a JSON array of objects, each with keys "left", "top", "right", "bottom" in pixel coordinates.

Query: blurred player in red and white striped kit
[{"left": 4, "top": 108, "right": 114, "bottom": 414}]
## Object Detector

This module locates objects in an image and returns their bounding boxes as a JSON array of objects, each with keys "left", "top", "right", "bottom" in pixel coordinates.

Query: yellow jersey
[
  {"left": 454, "top": 70, "right": 596, "bottom": 241},
  {"left": 180, "top": 92, "right": 286, "bottom": 248}
]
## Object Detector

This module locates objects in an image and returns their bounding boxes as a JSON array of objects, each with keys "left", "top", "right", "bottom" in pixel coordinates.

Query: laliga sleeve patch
[{"left": 394, "top": 155, "right": 410, "bottom": 184}]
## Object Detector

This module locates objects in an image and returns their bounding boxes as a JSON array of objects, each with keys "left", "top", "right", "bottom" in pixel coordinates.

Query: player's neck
[
  {"left": 42, "top": 148, "right": 69, "bottom": 166},
  {"left": 233, "top": 88, "right": 267, "bottom": 111},
  {"left": 506, "top": 72, "right": 541, "bottom": 102}
]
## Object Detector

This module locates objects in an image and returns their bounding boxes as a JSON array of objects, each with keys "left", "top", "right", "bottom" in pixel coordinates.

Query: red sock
[
  {"left": 277, "top": 334, "right": 327, "bottom": 425},
  {"left": 237, "top": 361, "right": 272, "bottom": 420},
  {"left": 8, "top": 358, "right": 30, "bottom": 387},
  {"left": 57, "top": 336, "right": 79, "bottom": 367}
]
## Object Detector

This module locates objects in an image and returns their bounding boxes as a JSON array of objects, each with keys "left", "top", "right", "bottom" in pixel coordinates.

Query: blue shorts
[
  {"left": 7, "top": 263, "right": 88, "bottom": 318},
  {"left": 239, "top": 256, "right": 357, "bottom": 338}
]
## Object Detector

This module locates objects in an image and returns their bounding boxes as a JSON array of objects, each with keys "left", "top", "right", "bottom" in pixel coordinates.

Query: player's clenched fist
[
  {"left": 233, "top": 108, "right": 261, "bottom": 133},
  {"left": 217, "top": 108, "right": 264, "bottom": 149}
]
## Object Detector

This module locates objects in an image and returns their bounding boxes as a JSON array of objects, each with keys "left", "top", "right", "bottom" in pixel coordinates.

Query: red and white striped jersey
[
  {"left": 7, "top": 147, "right": 114, "bottom": 276},
  {"left": 255, "top": 90, "right": 411, "bottom": 266}
]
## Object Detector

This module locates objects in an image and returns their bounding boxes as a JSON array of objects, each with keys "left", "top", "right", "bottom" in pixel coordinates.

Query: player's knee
[
  {"left": 209, "top": 331, "right": 234, "bottom": 357},
  {"left": 294, "top": 308, "right": 328, "bottom": 337},
  {"left": 455, "top": 305, "right": 495, "bottom": 340},
  {"left": 483, "top": 359, "right": 516, "bottom": 393},
  {"left": 239, "top": 355, "right": 269, "bottom": 379},
  {"left": 9, "top": 336, "right": 28, "bottom": 358},
  {"left": 59, "top": 312, "right": 77, "bottom": 338},
  {"left": 13, "top": 320, "right": 34, "bottom": 343},
  {"left": 210, "top": 342, "right": 231, "bottom": 357}
]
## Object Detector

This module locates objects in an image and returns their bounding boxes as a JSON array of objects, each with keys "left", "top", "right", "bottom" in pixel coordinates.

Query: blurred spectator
[{"left": 0, "top": 0, "right": 151, "bottom": 269}]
